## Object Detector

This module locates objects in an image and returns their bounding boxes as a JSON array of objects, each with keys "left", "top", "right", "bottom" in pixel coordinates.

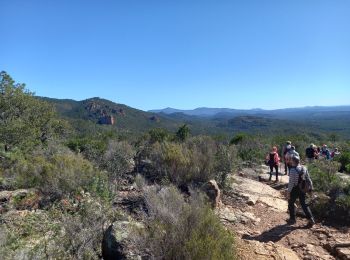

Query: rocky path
[{"left": 218, "top": 167, "right": 350, "bottom": 260}]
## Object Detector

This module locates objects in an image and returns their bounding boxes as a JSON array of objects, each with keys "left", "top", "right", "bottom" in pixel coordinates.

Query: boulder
[
  {"left": 218, "top": 206, "right": 237, "bottom": 223},
  {"left": 203, "top": 180, "right": 221, "bottom": 208},
  {"left": 229, "top": 175, "right": 288, "bottom": 212},
  {"left": 102, "top": 220, "right": 143, "bottom": 260}
]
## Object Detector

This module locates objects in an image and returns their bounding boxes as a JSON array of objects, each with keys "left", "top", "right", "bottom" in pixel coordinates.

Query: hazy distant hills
[
  {"left": 150, "top": 106, "right": 350, "bottom": 119},
  {"left": 151, "top": 106, "right": 350, "bottom": 138},
  {"left": 41, "top": 97, "right": 350, "bottom": 139},
  {"left": 149, "top": 107, "right": 265, "bottom": 117}
]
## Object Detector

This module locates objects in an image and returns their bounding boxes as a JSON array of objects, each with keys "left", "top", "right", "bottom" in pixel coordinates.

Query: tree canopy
[{"left": 0, "top": 71, "right": 63, "bottom": 150}]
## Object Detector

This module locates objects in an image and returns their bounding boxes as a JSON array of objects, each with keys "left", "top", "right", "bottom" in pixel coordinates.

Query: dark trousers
[
  {"left": 288, "top": 187, "right": 313, "bottom": 220},
  {"left": 269, "top": 164, "right": 279, "bottom": 180},
  {"left": 284, "top": 162, "right": 292, "bottom": 175}
]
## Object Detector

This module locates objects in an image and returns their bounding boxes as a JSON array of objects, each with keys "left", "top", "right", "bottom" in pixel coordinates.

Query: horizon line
[{"left": 38, "top": 95, "right": 350, "bottom": 113}]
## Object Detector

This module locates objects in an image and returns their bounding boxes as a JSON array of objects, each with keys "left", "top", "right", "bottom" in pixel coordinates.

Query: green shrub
[
  {"left": 66, "top": 137, "right": 106, "bottom": 162},
  {"left": 176, "top": 124, "right": 190, "bottom": 142},
  {"left": 137, "top": 136, "right": 239, "bottom": 188},
  {"left": 309, "top": 161, "right": 350, "bottom": 224},
  {"left": 233, "top": 136, "right": 267, "bottom": 165},
  {"left": 139, "top": 186, "right": 236, "bottom": 259},
  {"left": 229, "top": 133, "right": 248, "bottom": 145},
  {"left": 101, "top": 140, "right": 136, "bottom": 181},
  {"left": 308, "top": 160, "right": 342, "bottom": 193},
  {"left": 214, "top": 144, "right": 239, "bottom": 187},
  {"left": 336, "top": 151, "right": 350, "bottom": 172},
  {"left": 4, "top": 146, "right": 110, "bottom": 199},
  {"left": 148, "top": 128, "right": 171, "bottom": 143},
  {"left": 335, "top": 195, "right": 350, "bottom": 210}
]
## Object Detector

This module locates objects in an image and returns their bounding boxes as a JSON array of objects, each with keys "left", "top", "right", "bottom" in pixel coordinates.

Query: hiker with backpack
[
  {"left": 283, "top": 141, "right": 292, "bottom": 175},
  {"left": 265, "top": 146, "right": 280, "bottom": 181},
  {"left": 285, "top": 146, "right": 299, "bottom": 173},
  {"left": 331, "top": 148, "right": 340, "bottom": 159},
  {"left": 286, "top": 154, "right": 315, "bottom": 227},
  {"left": 305, "top": 144, "right": 317, "bottom": 163},
  {"left": 321, "top": 144, "right": 331, "bottom": 160}
]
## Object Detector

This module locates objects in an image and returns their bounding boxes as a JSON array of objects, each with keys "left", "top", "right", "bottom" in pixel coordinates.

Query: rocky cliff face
[
  {"left": 99, "top": 115, "right": 115, "bottom": 125},
  {"left": 83, "top": 99, "right": 121, "bottom": 125}
]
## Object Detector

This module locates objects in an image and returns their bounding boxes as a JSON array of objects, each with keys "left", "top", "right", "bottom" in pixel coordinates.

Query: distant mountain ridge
[
  {"left": 40, "top": 97, "right": 180, "bottom": 134},
  {"left": 150, "top": 106, "right": 350, "bottom": 118},
  {"left": 39, "top": 96, "right": 350, "bottom": 139}
]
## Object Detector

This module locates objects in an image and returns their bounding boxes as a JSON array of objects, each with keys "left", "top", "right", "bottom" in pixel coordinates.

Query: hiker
[
  {"left": 305, "top": 144, "right": 317, "bottom": 163},
  {"left": 331, "top": 148, "right": 340, "bottom": 159},
  {"left": 321, "top": 144, "right": 331, "bottom": 160},
  {"left": 315, "top": 146, "right": 321, "bottom": 159},
  {"left": 286, "top": 155, "right": 315, "bottom": 227},
  {"left": 283, "top": 141, "right": 292, "bottom": 175},
  {"left": 285, "top": 146, "right": 299, "bottom": 172},
  {"left": 266, "top": 146, "right": 280, "bottom": 181}
]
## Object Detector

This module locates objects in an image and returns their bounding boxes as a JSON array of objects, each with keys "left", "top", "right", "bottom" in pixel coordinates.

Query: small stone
[{"left": 247, "top": 199, "right": 256, "bottom": 206}]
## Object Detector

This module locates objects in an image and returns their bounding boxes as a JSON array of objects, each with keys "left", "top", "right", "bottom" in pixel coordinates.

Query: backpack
[
  {"left": 284, "top": 147, "right": 291, "bottom": 155},
  {"left": 269, "top": 153, "right": 276, "bottom": 165},
  {"left": 297, "top": 166, "right": 313, "bottom": 193},
  {"left": 306, "top": 147, "right": 315, "bottom": 158}
]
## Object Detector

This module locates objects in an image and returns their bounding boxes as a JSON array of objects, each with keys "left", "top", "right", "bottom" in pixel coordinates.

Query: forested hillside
[{"left": 42, "top": 97, "right": 350, "bottom": 141}]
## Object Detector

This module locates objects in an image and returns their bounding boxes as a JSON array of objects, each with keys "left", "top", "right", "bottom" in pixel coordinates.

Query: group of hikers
[
  {"left": 305, "top": 143, "right": 340, "bottom": 162},
  {"left": 265, "top": 141, "right": 341, "bottom": 182},
  {"left": 265, "top": 141, "right": 341, "bottom": 227}
]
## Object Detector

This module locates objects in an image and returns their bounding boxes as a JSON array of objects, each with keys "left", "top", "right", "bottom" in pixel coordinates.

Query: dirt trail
[{"left": 218, "top": 166, "right": 350, "bottom": 260}]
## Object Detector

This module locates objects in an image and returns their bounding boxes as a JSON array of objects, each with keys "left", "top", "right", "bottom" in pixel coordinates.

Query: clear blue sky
[{"left": 1, "top": 0, "right": 349, "bottom": 110}]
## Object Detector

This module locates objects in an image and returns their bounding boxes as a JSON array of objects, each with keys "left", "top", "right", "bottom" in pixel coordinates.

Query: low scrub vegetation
[
  {"left": 137, "top": 185, "right": 236, "bottom": 260},
  {"left": 136, "top": 135, "right": 239, "bottom": 188},
  {"left": 0, "top": 194, "right": 116, "bottom": 259},
  {"left": 308, "top": 160, "right": 350, "bottom": 224}
]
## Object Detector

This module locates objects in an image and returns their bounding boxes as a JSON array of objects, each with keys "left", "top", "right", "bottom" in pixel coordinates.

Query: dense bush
[
  {"left": 308, "top": 160, "right": 350, "bottom": 224},
  {"left": 2, "top": 145, "right": 111, "bottom": 199},
  {"left": 231, "top": 135, "right": 267, "bottom": 166},
  {"left": 101, "top": 140, "right": 136, "bottom": 181},
  {"left": 335, "top": 151, "right": 350, "bottom": 172},
  {"left": 138, "top": 185, "right": 236, "bottom": 259},
  {"left": 137, "top": 136, "right": 238, "bottom": 188},
  {"left": 66, "top": 137, "right": 106, "bottom": 163},
  {"left": 215, "top": 144, "right": 239, "bottom": 187},
  {"left": 176, "top": 124, "right": 190, "bottom": 142},
  {"left": 308, "top": 160, "right": 342, "bottom": 193},
  {"left": 229, "top": 133, "right": 248, "bottom": 145},
  {"left": 148, "top": 128, "right": 172, "bottom": 143}
]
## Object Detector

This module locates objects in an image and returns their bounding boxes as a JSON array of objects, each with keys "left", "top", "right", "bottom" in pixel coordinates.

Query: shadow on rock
[{"left": 242, "top": 224, "right": 305, "bottom": 243}]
